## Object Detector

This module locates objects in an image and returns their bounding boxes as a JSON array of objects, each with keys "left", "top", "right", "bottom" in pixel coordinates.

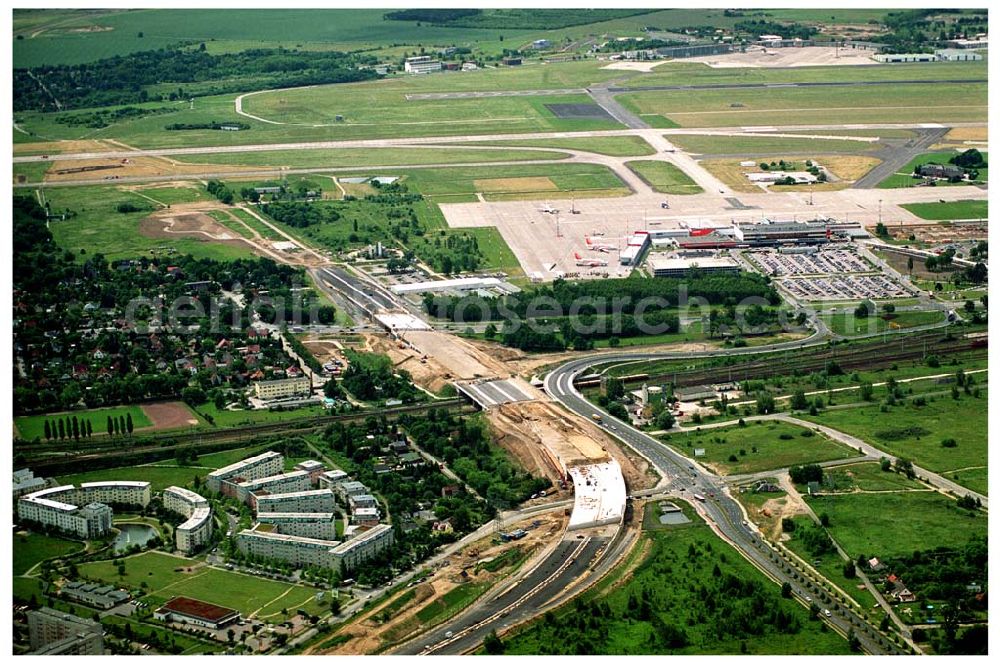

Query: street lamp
[{"left": 878, "top": 199, "right": 882, "bottom": 226}]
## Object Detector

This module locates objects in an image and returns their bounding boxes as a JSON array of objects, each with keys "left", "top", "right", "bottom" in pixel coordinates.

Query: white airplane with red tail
[
  {"left": 585, "top": 236, "right": 618, "bottom": 252},
  {"left": 575, "top": 252, "right": 608, "bottom": 267}
]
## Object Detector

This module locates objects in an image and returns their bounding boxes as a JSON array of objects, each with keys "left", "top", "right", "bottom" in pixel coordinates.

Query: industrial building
[
  {"left": 154, "top": 597, "right": 241, "bottom": 630},
  {"left": 619, "top": 231, "right": 651, "bottom": 266},
  {"left": 206, "top": 451, "right": 283, "bottom": 495},
  {"left": 17, "top": 486, "right": 114, "bottom": 538},
  {"left": 163, "top": 486, "right": 213, "bottom": 554},
  {"left": 747, "top": 171, "right": 818, "bottom": 185},
  {"left": 648, "top": 255, "right": 742, "bottom": 278},
  {"left": 935, "top": 48, "right": 984, "bottom": 61},
  {"left": 237, "top": 470, "right": 312, "bottom": 505},
  {"left": 27, "top": 608, "right": 104, "bottom": 655},
  {"left": 389, "top": 276, "right": 520, "bottom": 296},
  {"left": 255, "top": 488, "right": 337, "bottom": 514},
  {"left": 656, "top": 43, "right": 735, "bottom": 59},
  {"left": 946, "top": 37, "right": 988, "bottom": 49},
  {"left": 404, "top": 56, "right": 442, "bottom": 74},
  {"left": 253, "top": 376, "right": 311, "bottom": 401},
  {"left": 256, "top": 512, "right": 338, "bottom": 540},
  {"left": 872, "top": 52, "right": 937, "bottom": 63}
]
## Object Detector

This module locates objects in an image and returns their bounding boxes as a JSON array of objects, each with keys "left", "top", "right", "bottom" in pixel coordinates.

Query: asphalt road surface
[
  {"left": 606, "top": 78, "right": 987, "bottom": 93},
  {"left": 545, "top": 345, "right": 909, "bottom": 655},
  {"left": 397, "top": 537, "right": 608, "bottom": 655},
  {"left": 852, "top": 126, "right": 950, "bottom": 189}
]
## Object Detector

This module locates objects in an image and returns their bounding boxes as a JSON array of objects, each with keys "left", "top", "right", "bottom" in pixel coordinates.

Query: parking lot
[
  {"left": 746, "top": 247, "right": 872, "bottom": 276},
  {"left": 780, "top": 274, "right": 915, "bottom": 301}
]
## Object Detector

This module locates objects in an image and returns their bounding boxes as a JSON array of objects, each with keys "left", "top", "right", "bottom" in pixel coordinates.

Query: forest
[{"left": 14, "top": 47, "right": 379, "bottom": 112}]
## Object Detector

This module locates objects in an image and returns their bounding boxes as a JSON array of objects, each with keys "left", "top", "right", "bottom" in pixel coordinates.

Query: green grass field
[
  {"left": 823, "top": 462, "right": 925, "bottom": 492},
  {"left": 13, "top": 532, "right": 85, "bottom": 575},
  {"left": 877, "top": 150, "right": 988, "bottom": 189},
  {"left": 803, "top": 389, "right": 987, "bottom": 481},
  {"left": 177, "top": 146, "right": 570, "bottom": 169},
  {"left": 15, "top": 404, "right": 152, "bottom": 441},
  {"left": 35, "top": 185, "right": 255, "bottom": 262},
  {"left": 900, "top": 200, "right": 988, "bottom": 221},
  {"left": 193, "top": 402, "right": 328, "bottom": 428},
  {"left": 57, "top": 463, "right": 208, "bottom": 492},
  {"left": 668, "top": 133, "right": 878, "bottom": 156},
  {"left": 503, "top": 518, "right": 850, "bottom": 654},
  {"left": 820, "top": 310, "right": 946, "bottom": 336},
  {"left": 414, "top": 582, "right": 491, "bottom": 626},
  {"left": 625, "top": 160, "right": 703, "bottom": 194},
  {"left": 661, "top": 421, "right": 860, "bottom": 476},
  {"left": 804, "top": 490, "right": 987, "bottom": 559},
  {"left": 132, "top": 185, "right": 211, "bottom": 206},
  {"left": 78, "top": 550, "right": 325, "bottom": 618},
  {"left": 471, "top": 135, "right": 655, "bottom": 157},
  {"left": 947, "top": 466, "right": 988, "bottom": 497},
  {"left": 617, "top": 82, "right": 986, "bottom": 128},
  {"left": 13, "top": 161, "right": 52, "bottom": 184}
]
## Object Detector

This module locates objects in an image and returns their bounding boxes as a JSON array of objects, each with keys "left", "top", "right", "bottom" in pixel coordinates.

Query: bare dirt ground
[
  {"left": 488, "top": 401, "right": 654, "bottom": 491},
  {"left": 885, "top": 222, "right": 987, "bottom": 244},
  {"left": 600, "top": 60, "right": 670, "bottom": 72},
  {"left": 139, "top": 210, "right": 248, "bottom": 245},
  {"left": 13, "top": 139, "right": 115, "bottom": 155},
  {"left": 402, "top": 330, "right": 511, "bottom": 381},
  {"left": 366, "top": 333, "right": 453, "bottom": 394},
  {"left": 316, "top": 513, "right": 565, "bottom": 655},
  {"left": 141, "top": 401, "right": 201, "bottom": 430}
]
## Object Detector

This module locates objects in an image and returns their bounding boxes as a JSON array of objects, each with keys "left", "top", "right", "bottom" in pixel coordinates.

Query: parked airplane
[
  {"left": 574, "top": 252, "right": 608, "bottom": 267},
  {"left": 540, "top": 203, "right": 558, "bottom": 214},
  {"left": 585, "top": 236, "right": 618, "bottom": 252}
]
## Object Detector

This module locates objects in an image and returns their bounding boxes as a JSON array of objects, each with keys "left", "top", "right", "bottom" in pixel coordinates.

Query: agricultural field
[
  {"left": 819, "top": 310, "right": 946, "bottom": 337},
  {"left": 668, "top": 133, "right": 879, "bottom": 156},
  {"left": 660, "top": 421, "right": 861, "bottom": 476},
  {"left": 625, "top": 160, "right": 703, "bottom": 194},
  {"left": 803, "top": 490, "right": 987, "bottom": 560},
  {"left": 617, "top": 82, "right": 987, "bottom": 128},
  {"left": 12, "top": 532, "right": 85, "bottom": 576},
  {"left": 878, "top": 151, "right": 989, "bottom": 189},
  {"left": 502, "top": 514, "right": 851, "bottom": 654},
  {"left": 15, "top": 404, "right": 152, "bottom": 441},
  {"left": 77, "top": 551, "right": 326, "bottom": 619},
  {"left": 802, "top": 389, "right": 988, "bottom": 483},
  {"left": 471, "top": 135, "right": 655, "bottom": 157},
  {"left": 901, "top": 200, "right": 988, "bottom": 221}
]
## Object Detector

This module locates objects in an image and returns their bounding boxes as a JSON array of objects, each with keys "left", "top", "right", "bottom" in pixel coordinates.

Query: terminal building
[
  {"left": 206, "top": 451, "right": 283, "bottom": 495},
  {"left": 619, "top": 231, "right": 651, "bottom": 266},
  {"left": 163, "top": 486, "right": 213, "bottom": 554},
  {"left": 648, "top": 255, "right": 742, "bottom": 278}
]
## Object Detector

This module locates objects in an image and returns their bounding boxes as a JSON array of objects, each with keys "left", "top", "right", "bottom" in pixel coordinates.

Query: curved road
[{"left": 544, "top": 340, "right": 912, "bottom": 655}]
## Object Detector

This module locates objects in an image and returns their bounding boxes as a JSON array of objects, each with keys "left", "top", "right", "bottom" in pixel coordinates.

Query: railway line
[{"left": 579, "top": 330, "right": 983, "bottom": 389}]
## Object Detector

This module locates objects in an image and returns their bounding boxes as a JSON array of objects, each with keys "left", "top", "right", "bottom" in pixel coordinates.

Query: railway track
[{"left": 579, "top": 332, "right": 983, "bottom": 388}]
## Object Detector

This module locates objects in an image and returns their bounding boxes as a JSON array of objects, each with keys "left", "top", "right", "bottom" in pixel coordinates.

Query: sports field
[
  {"left": 660, "top": 421, "right": 860, "bottom": 476},
  {"left": 901, "top": 200, "right": 988, "bottom": 221},
  {"left": 78, "top": 551, "right": 326, "bottom": 619},
  {"left": 804, "top": 490, "right": 986, "bottom": 559},
  {"left": 15, "top": 404, "right": 152, "bottom": 441},
  {"left": 625, "top": 160, "right": 703, "bottom": 194}
]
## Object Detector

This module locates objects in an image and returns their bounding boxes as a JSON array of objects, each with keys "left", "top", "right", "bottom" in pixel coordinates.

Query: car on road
[
  {"left": 805, "top": 596, "right": 812, "bottom": 602},
  {"left": 445, "top": 631, "right": 454, "bottom": 638}
]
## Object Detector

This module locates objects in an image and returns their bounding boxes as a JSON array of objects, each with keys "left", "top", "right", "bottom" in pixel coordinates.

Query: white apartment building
[
  {"left": 18, "top": 487, "right": 113, "bottom": 539},
  {"left": 256, "top": 512, "right": 337, "bottom": 540},
  {"left": 294, "top": 460, "right": 326, "bottom": 483},
  {"left": 206, "top": 451, "right": 283, "bottom": 495},
  {"left": 79, "top": 481, "right": 151, "bottom": 508},
  {"left": 333, "top": 480, "right": 368, "bottom": 505},
  {"left": 319, "top": 469, "right": 348, "bottom": 489},
  {"left": 330, "top": 524, "right": 394, "bottom": 571},
  {"left": 351, "top": 506, "right": 381, "bottom": 526},
  {"left": 236, "top": 530, "right": 341, "bottom": 569},
  {"left": 13, "top": 469, "right": 49, "bottom": 498},
  {"left": 163, "top": 486, "right": 213, "bottom": 554},
  {"left": 237, "top": 470, "right": 312, "bottom": 504},
  {"left": 253, "top": 377, "right": 311, "bottom": 401},
  {"left": 348, "top": 493, "right": 378, "bottom": 510},
  {"left": 255, "top": 488, "right": 337, "bottom": 514}
]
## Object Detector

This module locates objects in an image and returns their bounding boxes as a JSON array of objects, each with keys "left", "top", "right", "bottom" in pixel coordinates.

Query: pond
[{"left": 112, "top": 523, "right": 158, "bottom": 553}]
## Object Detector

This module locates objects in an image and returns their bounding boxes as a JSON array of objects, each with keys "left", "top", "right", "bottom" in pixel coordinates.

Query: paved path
[{"left": 852, "top": 127, "right": 949, "bottom": 189}]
